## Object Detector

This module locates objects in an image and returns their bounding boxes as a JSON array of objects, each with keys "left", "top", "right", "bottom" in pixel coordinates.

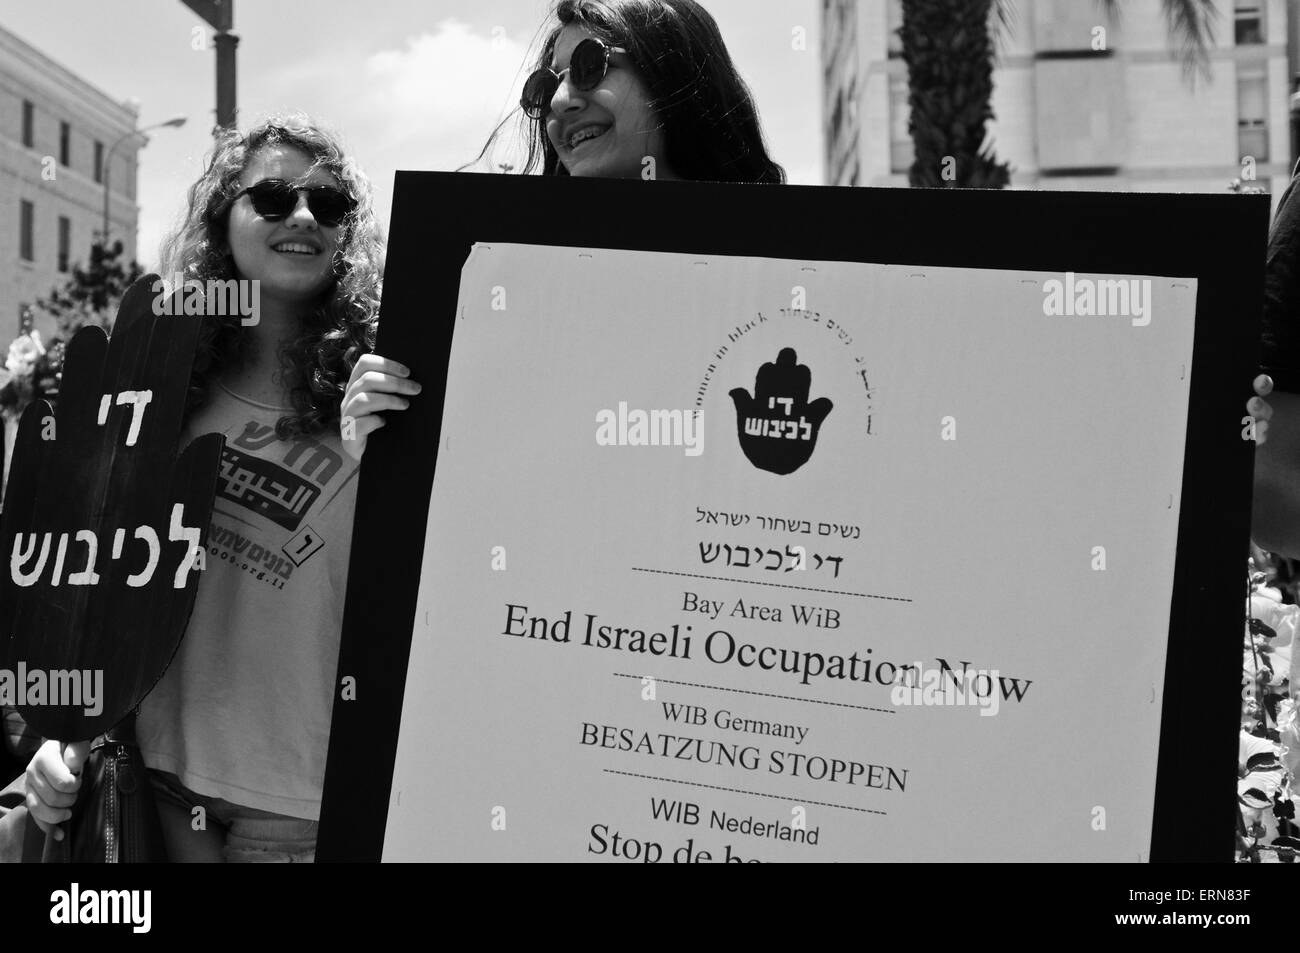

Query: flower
[
  {"left": 5, "top": 331, "right": 45, "bottom": 378},
  {"left": 1241, "top": 555, "right": 1300, "bottom": 858},
  {"left": 0, "top": 332, "right": 64, "bottom": 418},
  {"left": 1247, "top": 588, "right": 1297, "bottom": 695}
]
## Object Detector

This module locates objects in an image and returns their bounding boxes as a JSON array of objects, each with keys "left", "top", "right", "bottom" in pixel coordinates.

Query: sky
[{"left": 1, "top": 0, "right": 823, "bottom": 270}]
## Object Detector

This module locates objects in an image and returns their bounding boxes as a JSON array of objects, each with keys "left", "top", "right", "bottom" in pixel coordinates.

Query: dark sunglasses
[
  {"left": 521, "top": 37, "right": 628, "bottom": 120},
  {"left": 229, "top": 179, "right": 356, "bottom": 228}
]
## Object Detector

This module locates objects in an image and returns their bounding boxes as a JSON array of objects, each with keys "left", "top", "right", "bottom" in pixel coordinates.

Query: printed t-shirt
[{"left": 137, "top": 382, "right": 359, "bottom": 820}]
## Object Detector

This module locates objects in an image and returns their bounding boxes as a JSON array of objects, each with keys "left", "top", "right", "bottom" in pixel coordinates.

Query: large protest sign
[
  {"left": 0, "top": 276, "right": 223, "bottom": 741},
  {"left": 319, "top": 174, "right": 1267, "bottom": 862}
]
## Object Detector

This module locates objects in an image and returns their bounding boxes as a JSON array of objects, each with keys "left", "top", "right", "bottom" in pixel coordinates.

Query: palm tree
[
  {"left": 901, "top": 0, "right": 1219, "bottom": 188},
  {"left": 900, "top": 0, "right": 1010, "bottom": 188}
]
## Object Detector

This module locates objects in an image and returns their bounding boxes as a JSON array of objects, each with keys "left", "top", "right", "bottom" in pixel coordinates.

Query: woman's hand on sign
[
  {"left": 340, "top": 354, "right": 422, "bottom": 462},
  {"left": 1249, "top": 374, "right": 1275, "bottom": 446},
  {"left": 24, "top": 739, "right": 91, "bottom": 838}
]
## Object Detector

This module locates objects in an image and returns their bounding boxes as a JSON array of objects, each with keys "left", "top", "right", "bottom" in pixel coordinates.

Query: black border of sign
[{"left": 318, "top": 171, "right": 1267, "bottom": 862}]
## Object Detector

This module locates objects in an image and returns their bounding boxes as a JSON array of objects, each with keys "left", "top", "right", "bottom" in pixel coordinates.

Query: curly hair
[{"left": 158, "top": 114, "right": 384, "bottom": 438}]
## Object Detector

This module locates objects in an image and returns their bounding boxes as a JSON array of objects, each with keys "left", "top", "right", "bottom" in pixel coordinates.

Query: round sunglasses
[
  {"left": 229, "top": 179, "right": 356, "bottom": 228},
  {"left": 521, "top": 37, "right": 628, "bottom": 120}
]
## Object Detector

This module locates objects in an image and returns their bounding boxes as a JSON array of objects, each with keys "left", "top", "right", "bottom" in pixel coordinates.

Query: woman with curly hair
[{"left": 21, "top": 114, "right": 385, "bottom": 862}]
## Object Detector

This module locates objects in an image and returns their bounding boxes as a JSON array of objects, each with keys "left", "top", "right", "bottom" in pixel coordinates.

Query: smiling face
[
  {"left": 544, "top": 23, "right": 673, "bottom": 179},
  {"left": 224, "top": 144, "right": 343, "bottom": 305}
]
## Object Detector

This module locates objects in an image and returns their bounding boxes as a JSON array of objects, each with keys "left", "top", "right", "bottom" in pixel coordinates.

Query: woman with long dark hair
[
  {"left": 341, "top": 0, "right": 783, "bottom": 457},
  {"left": 511, "top": 0, "right": 783, "bottom": 182}
]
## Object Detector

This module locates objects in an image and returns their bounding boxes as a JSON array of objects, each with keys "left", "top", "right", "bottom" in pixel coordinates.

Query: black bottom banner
[{"left": 0, "top": 862, "right": 1280, "bottom": 938}]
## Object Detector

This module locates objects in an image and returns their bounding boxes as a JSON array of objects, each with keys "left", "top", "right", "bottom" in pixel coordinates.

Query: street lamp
[
  {"left": 180, "top": 1, "right": 237, "bottom": 130},
  {"left": 100, "top": 115, "right": 187, "bottom": 244}
]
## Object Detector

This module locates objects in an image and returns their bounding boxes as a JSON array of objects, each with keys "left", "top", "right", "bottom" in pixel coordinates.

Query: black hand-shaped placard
[
  {"left": 0, "top": 275, "right": 223, "bottom": 740},
  {"left": 729, "top": 348, "right": 833, "bottom": 475}
]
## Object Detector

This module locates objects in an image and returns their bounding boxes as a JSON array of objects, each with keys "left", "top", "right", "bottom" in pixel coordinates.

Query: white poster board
[{"left": 383, "top": 243, "right": 1195, "bottom": 862}]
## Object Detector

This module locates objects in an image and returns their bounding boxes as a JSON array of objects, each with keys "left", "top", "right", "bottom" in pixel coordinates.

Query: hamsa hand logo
[{"left": 728, "top": 348, "right": 832, "bottom": 475}]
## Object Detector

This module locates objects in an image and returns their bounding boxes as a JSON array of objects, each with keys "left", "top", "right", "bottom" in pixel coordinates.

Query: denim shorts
[{"left": 149, "top": 769, "right": 318, "bottom": 863}]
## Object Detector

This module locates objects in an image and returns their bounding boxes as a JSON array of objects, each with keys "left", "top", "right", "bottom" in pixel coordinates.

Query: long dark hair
[{"left": 475, "top": 0, "right": 784, "bottom": 183}]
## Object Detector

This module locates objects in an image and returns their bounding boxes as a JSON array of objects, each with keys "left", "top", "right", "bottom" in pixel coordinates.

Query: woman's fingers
[
  {"left": 1248, "top": 396, "right": 1274, "bottom": 421},
  {"left": 352, "top": 353, "right": 410, "bottom": 379},
  {"left": 340, "top": 414, "right": 385, "bottom": 463},
  {"left": 62, "top": 741, "right": 90, "bottom": 774},
  {"left": 24, "top": 757, "right": 80, "bottom": 836},
  {"left": 1246, "top": 380, "right": 1275, "bottom": 446},
  {"left": 26, "top": 790, "right": 72, "bottom": 836},
  {"left": 29, "top": 740, "right": 79, "bottom": 789},
  {"left": 346, "top": 391, "right": 410, "bottom": 416},
  {"left": 340, "top": 354, "right": 419, "bottom": 462},
  {"left": 353, "top": 413, "right": 386, "bottom": 437},
  {"left": 345, "top": 355, "right": 411, "bottom": 396},
  {"left": 26, "top": 769, "right": 79, "bottom": 811},
  {"left": 22, "top": 739, "right": 92, "bottom": 838},
  {"left": 345, "top": 371, "right": 422, "bottom": 402}
]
